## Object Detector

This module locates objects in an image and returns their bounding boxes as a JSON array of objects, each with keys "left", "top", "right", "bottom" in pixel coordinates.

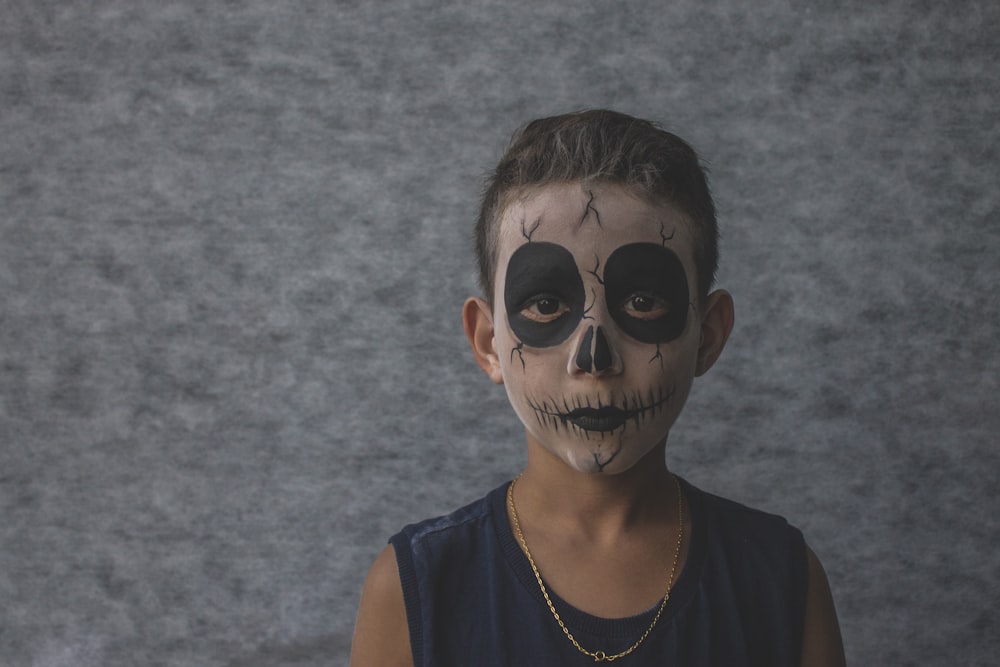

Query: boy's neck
[{"left": 514, "top": 435, "right": 677, "bottom": 541}]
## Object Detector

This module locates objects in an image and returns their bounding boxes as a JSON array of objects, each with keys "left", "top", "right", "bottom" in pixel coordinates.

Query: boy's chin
[{"left": 532, "top": 431, "right": 665, "bottom": 476}]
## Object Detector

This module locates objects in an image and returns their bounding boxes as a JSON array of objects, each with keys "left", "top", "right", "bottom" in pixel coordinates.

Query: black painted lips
[{"left": 566, "top": 407, "right": 627, "bottom": 432}]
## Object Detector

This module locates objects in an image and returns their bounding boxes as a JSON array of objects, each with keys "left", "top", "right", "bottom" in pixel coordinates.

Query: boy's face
[{"left": 491, "top": 183, "right": 703, "bottom": 475}]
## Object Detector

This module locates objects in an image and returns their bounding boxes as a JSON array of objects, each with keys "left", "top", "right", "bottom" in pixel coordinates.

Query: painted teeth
[{"left": 528, "top": 386, "right": 674, "bottom": 435}]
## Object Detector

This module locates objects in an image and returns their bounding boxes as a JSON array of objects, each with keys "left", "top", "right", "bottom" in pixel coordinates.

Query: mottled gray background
[{"left": 1, "top": 1, "right": 997, "bottom": 665}]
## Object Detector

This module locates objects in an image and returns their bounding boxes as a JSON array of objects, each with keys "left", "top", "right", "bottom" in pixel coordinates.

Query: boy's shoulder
[
  {"left": 681, "top": 478, "right": 807, "bottom": 583},
  {"left": 689, "top": 480, "right": 795, "bottom": 521},
  {"left": 388, "top": 482, "right": 512, "bottom": 635},
  {"left": 390, "top": 482, "right": 507, "bottom": 551}
]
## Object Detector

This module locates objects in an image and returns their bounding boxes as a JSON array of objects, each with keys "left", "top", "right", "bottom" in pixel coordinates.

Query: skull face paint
[{"left": 492, "top": 183, "right": 703, "bottom": 475}]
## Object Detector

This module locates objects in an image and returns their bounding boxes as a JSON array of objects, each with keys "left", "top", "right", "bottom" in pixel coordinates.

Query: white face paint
[{"left": 493, "top": 183, "right": 703, "bottom": 474}]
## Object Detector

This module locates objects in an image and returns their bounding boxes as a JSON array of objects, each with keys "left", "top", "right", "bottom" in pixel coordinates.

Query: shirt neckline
[{"left": 490, "top": 475, "right": 706, "bottom": 642}]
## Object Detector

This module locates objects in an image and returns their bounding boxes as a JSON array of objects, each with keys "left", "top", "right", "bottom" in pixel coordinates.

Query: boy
[{"left": 351, "top": 110, "right": 845, "bottom": 665}]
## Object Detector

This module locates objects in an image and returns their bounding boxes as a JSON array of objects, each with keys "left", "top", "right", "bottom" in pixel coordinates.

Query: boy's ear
[
  {"left": 695, "top": 289, "right": 735, "bottom": 377},
  {"left": 462, "top": 297, "right": 504, "bottom": 385}
]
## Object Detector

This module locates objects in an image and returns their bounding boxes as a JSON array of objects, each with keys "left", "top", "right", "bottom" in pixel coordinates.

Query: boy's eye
[
  {"left": 520, "top": 295, "right": 569, "bottom": 323},
  {"left": 622, "top": 292, "right": 669, "bottom": 320}
]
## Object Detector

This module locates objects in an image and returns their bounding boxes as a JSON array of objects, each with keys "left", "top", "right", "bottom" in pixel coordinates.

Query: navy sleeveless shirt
[{"left": 390, "top": 477, "right": 807, "bottom": 666}]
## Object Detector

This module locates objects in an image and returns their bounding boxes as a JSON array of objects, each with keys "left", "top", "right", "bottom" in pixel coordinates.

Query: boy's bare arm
[
  {"left": 800, "top": 546, "right": 846, "bottom": 667},
  {"left": 350, "top": 545, "right": 414, "bottom": 667}
]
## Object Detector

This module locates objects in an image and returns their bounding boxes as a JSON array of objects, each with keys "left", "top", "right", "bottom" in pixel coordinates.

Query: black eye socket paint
[
  {"left": 504, "top": 242, "right": 585, "bottom": 348},
  {"left": 603, "top": 243, "right": 690, "bottom": 343}
]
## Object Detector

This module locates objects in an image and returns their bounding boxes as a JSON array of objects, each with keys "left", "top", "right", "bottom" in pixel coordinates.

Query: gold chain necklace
[{"left": 506, "top": 474, "right": 684, "bottom": 663}]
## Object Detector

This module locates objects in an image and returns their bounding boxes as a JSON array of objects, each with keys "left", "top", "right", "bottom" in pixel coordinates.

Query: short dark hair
[{"left": 475, "top": 109, "right": 718, "bottom": 304}]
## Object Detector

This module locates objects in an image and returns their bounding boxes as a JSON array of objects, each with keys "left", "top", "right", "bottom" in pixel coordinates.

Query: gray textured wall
[{"left": 2, "top": 1, "right": 997, "bottom": 665}]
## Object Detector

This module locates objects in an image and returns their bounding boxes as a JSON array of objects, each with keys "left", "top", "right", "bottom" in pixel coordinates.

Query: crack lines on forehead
[
  {"left": 659, "top": 221, "right": 676, "bottom": 246},
  {"left": 579, "top": 190, "right": 603, "bottom": 228},
  {"left": 521, "top": 215, "right": 541, "bottom": 242}
]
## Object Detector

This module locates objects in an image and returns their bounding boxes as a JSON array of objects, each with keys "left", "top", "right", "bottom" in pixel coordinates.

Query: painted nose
[{"left": 572, "top": 325, "right": 620, "bottom": 375}]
